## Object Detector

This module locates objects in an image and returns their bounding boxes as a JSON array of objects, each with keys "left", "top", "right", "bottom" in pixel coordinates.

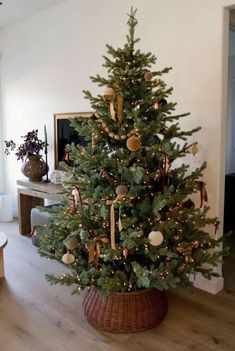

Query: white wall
[
  {"left": 1, "top": 0, "right": 235, "bottom": 291},
  {"left": 0, "top": 55, "right": 5, "bottom": 192}
]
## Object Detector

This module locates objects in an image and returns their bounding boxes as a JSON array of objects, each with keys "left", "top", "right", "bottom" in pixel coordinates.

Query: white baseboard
[{"left": 190, "top": 274, "right": 224, "bottom": 294}]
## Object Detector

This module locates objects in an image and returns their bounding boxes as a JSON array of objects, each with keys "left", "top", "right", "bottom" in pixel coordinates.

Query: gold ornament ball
[
  {"left": 103, "top": 87, "right": 114, "bottom": 102},
  {"left": 126, "top": 135, "right": 141, "bottom": 152},
  {"left": 62, "top": 252, "right": 75, "bottom": 264},
  {"left": 116, "top": 184, "right": 128, "bottom": 196},
  {"left": 148, "top": 231, "right": 164, "bottom": 246},
  {"left": 144, "top": 71, "right": 153, "bottom": 81},
  {"left": 63, "top": 236, "right": 78, "bottom": 250}
]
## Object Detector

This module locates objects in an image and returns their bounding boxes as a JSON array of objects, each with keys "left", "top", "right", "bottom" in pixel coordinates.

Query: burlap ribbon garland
[
  {"left": 106, "top": 194, "right": 125, "bottom": 249},
  {"left": 91, "top": 132, "right": 96, "bottom": 149}
]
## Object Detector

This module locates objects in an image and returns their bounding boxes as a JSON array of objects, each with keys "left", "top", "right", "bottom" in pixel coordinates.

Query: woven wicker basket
[{"left": 82, "top": 288, "right": 167, "bottom": 333}]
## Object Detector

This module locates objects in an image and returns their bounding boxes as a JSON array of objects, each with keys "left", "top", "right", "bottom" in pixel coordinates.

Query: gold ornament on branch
[
  {"left": 116, "top": 184, "right": 128, "bottom": 196},
  {"left": 64, "top": 236, "right": 78, "bottom": 250},
  {"left": 144, "top": 71, "right": 153, "bottom": 81},
  {"left": 126, "top": 135, "right": 141, "bottom": 151}
]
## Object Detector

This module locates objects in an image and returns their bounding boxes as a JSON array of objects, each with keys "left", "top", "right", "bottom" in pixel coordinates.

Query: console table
[{"left": 17, "top": 179, "right": 63, "bottom": 235}]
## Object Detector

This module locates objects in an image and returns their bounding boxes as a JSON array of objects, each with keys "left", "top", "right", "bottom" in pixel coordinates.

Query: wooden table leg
[
  {"left": 0, "top": 249, "right": 5, "bottom": 278},
  {"left": 17, "top": 189, "right": 44, "bottom": 235}
]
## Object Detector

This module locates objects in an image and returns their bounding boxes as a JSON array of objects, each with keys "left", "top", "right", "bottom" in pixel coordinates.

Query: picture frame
[{"left": 54, "top": 112, "right": 93, "bottom": 170}]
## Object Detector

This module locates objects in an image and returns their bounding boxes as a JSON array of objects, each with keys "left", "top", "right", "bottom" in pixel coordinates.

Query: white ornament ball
[
  {"left": 103, "top": 87, "right": 114, "bottom": 101},
  {"left": 148, "top": 231, "right": 164, "bottom": 246}
]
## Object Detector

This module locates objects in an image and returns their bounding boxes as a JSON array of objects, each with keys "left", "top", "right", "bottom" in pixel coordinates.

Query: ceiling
[{"left": 0, "top": 0, "right": 65, "bottom": 29}]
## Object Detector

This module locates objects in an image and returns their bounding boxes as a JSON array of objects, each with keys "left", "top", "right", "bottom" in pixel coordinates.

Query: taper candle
[{"left": 44, "top": 125, "right": 48, "bottom": 154}]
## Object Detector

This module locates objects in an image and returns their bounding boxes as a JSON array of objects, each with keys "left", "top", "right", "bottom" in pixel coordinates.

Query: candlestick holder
[
  {"left": 43, "top": 124, "right": 50, "bottom": 183},
  {"left": 43, "top": 149, "right": 50, "bottom": 183}
]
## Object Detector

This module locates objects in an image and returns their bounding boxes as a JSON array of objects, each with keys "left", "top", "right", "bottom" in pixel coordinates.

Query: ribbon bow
[
  {"left": 88, "top": 237, "right": 109, "bottom": 267},
  {"left": 195, "top": 181, "right": 208, "bottom": 208},
  {"left": 109, "top": 87, "right": 123, "bottom": 124},
  {"left": 106, "top": 194, "right": 125, "bottom": 249},
  {"left": 71, "top": 186, "right": 83, "bottom": 214}
]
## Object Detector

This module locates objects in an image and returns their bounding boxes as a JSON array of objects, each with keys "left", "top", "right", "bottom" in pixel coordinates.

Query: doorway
[
  {"left": 224, "top": 10, "right": 235, "bottom": 234},
  {"left": 223, "top": 8, "right": 235, "bottom": 293}
]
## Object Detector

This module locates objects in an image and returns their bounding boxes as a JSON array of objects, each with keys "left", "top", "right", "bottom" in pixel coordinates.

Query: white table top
[{"left": 0, "top": 231, "right": 7, "bottom": 249}]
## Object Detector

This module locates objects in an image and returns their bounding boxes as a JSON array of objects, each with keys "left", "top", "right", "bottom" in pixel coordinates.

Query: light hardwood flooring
[{"left": 0, "top": 220, "right": 235, "bottom": 351}]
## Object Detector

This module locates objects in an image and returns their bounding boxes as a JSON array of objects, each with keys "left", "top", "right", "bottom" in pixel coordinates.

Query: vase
[
  {"left": 82, "top": 288, "right": 168, "bottom": 333},
  {"left": 21, "top": 155, "right": 48, "bottom": 181}
]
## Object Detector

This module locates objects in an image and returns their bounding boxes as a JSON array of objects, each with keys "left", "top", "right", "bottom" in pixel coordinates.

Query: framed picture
[{"left": 54, "top": 112, "right": 93, "bottom": 170}]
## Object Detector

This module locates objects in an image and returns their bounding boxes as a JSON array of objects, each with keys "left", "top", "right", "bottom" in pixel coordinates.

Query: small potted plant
[{"left": 5, "top": 129, "right": 48, "bottom": 181}]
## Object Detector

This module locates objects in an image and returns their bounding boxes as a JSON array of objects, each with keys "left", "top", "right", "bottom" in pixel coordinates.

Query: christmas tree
[{"left": 38, "top": 9, "right": 222, "bottom": 297}]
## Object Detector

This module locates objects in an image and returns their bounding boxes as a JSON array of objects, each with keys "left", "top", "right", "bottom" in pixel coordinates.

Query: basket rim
[{"left": 87, "top": 287, "right": 163, "bottom": 297}]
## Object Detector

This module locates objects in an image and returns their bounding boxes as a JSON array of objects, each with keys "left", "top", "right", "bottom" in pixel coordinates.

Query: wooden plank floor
[{"left": 0, "top": 220, "right": 235, "bottom": 351}]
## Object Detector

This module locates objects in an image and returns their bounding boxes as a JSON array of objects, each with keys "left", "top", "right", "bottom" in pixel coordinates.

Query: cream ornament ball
[
  {"left": 148, "top": 231, "right": 164, "bottom": 246},
  {"left": 126, "top": 135, "right": 141, "bottom": 152},
  {"left": 62, "top": 252, "right": 75, "bottom": 264},
  {"left": 103, "top": 87, "right": 115, "bottom": 102}
]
